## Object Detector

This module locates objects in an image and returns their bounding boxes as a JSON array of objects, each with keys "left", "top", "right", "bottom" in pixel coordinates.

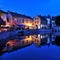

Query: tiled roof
[{"left": 8, "top": 11, "right": 33, "bottom": 19}]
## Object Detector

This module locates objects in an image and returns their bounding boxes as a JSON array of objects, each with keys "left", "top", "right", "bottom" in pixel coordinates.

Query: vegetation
[{"left": 55, "top": 16, "right": 60, "bottom": 26}]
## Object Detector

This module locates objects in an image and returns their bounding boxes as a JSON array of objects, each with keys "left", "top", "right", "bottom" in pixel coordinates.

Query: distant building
[
  {"left": 52, "top": 16, "right": 56, "bottom": 27},
  {"left": 46, "top": 15, "right": 51, "bottom": 29},
  {"left": 33, "top": 15, "right": 47, "bottom": 29}
]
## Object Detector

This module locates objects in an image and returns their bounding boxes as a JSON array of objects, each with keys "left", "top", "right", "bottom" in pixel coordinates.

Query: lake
[{"left": 0, "top": 32, "right": 60, "bottom": 60}]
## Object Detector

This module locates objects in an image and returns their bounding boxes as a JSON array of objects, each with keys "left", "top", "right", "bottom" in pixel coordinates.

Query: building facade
[
  {"left": 46, "top": 15, "right": 51, "bottom": 29},
  {"left": 7, "top": 11, "right": 33, "bottom": 29},
  {"left": 0, "top": 10, "right": 50, "bottom": 30},
  {"left": 52, "top": 16, "right": 56, "bottom": 28},
  {"left": 33, "top": 15, "right": 47, "bottom": 29}
]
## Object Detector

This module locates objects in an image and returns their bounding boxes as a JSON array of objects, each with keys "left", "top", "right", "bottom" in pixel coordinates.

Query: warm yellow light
[
  {"left": 24, "top": 23, "right": 32, "bottom": 26},
  {"left": 24, "top": 36, "right": 32, "bottom": 41}
]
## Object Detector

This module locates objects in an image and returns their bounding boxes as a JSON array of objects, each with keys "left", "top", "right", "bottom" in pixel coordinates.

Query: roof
[
  {"left": 8, "top": 11, "right": 33, "bottom": 20},
  {"left": 0, "top": 10, "right": 7, "bottom": 14},
  {"left": 38, "top": 15, "right": 47, "bottom": 21}
]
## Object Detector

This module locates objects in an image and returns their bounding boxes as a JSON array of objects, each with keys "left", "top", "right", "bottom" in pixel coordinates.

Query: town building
[
  {"left": 46, "top": 15, "right": 51, "bottom": 29},
  {"left": 7, "top": 11, "right": 33, "bottom": 29},
  {"left": 51, "top": 16, "right": 56, "bottom": 28},
  {"left": 0, "top": 10, "right": 34, "bottom": 29},
  {"left": 33, "top": 15, "right": 47, "bottom": 29},
  {"left": 0, "top": 10, "right": 52, "bottom": 30}
]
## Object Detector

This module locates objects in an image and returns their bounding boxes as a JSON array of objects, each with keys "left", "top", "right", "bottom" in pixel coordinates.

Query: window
[
  {"left": 21, "top": 20, "right": 23, "bottom": 23},
  {"left": 1, "top": 15, "right": 5, "bottom": 20},
  {"left": 14, "top": 18, "right": 17, "bottom": 22},
  {"left": 7, "top": 17, "right": 9, "bottom": 22},
  {"left": 37, "top": 17, "right": 39, "bottom": 20},
  {"left": 26, "top": 20, "right": 28, "bottom": 23},
  {"left": 18, "top": 20, "right": 21, "bottom": 23},
  {"left": 35, "top": 22, "right": 36, "bottom": 24},
  {"left": 22, "top": 19, "right": 24, "bottom": 23},
  {"left": 34, "top": 18, "right": 36, "bottom": 20},
  {"left": 30, "top": 21, "right": 32, "bottom": 23},
  {"left": 37, "top": 21, "right": 39, "bottom": 24}
]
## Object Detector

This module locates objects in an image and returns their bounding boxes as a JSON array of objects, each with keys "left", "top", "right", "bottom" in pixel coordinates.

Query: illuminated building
[
  {"left": 0, "top": 10, "right": 49, "bottom": 30},
  {"left": 7, "top": 11, "right": 33, "bottom": 29},
  {"left": 0, "top": 10, "right": 33, "bottom": 29},
  {"left": 33, "top": 15, "right": 47, "bottom": 29}
]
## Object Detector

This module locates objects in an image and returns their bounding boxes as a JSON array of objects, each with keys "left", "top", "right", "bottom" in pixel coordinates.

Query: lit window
[
  {"left": 37, "top": 21, "right": 39, "bottom": 24},
  {"left": 22, "top": 19, "right": 24, "bottom": 23},
  {"left": 1, "top": 15, "right": 5, "bottom": 21},
  {"left": 26, "top": 20, "right": 28, "bottom": 23},
  {"left": 34, "top": 18, "right": 36, "bottom": 20},
  {"left": 14, "top": 18, "right": 17, "bottom": 22}
]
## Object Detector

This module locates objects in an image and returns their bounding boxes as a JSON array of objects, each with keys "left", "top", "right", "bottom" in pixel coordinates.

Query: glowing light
[
  {"left": 38, "top": 34, "right": 40, "bottom": 37},
  {"left": 6, "top": 40, "right": 16, "bottom": 46},
  {"left": 24, "top": 36, "right": 32, "bottom": 41},
  {"left": 24, "top": 23, "right": 32, "bottom": 26}
]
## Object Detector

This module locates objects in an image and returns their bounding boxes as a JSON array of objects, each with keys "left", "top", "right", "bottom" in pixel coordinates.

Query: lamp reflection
[{"left": 0, "top": 34, "right": 48, "bottom": 55}]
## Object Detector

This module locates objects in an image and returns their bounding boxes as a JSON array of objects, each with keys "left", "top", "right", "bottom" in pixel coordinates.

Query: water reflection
[{"left": 0, "top": 34, "right": 60, "bottom": 55}]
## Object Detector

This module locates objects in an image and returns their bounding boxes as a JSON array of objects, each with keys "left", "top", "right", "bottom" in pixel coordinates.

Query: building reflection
[
  {"left": 32, "top": 34, "right": 48, "bottom": 47},
  {"left": 1, "top": 34, "right": 60, "bottom": 55},
  {"left": 32, "top": 34, "right": 41, "bottom": 47}
]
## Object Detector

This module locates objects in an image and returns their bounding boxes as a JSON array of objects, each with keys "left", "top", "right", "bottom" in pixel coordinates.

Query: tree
[{"left": 55, "top": 16, "right": 60, "bottom": 26}]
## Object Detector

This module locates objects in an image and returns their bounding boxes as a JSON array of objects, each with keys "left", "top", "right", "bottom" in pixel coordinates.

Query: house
[
  {"left": 7, "top": 11, "right": 33, "bottom": 29},
  {"left": 33, "top": 15, "right": 47, "bottom": 29}
]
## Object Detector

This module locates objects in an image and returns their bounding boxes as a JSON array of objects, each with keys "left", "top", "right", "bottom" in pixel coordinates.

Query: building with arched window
[{"left": 33, "top": 15, "right": 47, "bottom": 29}]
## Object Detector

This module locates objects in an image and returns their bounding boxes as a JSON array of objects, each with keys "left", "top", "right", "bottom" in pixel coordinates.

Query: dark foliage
[
  {"left": 55, "top": 16, "right": 60, "bottom": 26},
  {"left": 55, "top": 36, "right": 60, "bottom": 46}
]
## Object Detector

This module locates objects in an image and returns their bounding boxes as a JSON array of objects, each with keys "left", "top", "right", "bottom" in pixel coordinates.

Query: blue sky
[{"left": 0, "top": 0, "right": 60, "bottom": 17}]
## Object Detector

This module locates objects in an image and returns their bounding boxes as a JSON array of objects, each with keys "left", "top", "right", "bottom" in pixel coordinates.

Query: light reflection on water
[{"left": 0, "top": 34, "right": 60, "bottom": 60}]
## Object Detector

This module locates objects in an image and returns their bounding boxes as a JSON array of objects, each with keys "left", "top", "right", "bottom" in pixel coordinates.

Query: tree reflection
[{"left": 55, "top": 36, "right": 60, "bottom": 46}]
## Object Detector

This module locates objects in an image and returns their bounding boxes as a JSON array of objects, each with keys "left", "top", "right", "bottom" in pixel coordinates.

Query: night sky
[{"left": 0, "top": 0, "right": 60, "bottom": 17}]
